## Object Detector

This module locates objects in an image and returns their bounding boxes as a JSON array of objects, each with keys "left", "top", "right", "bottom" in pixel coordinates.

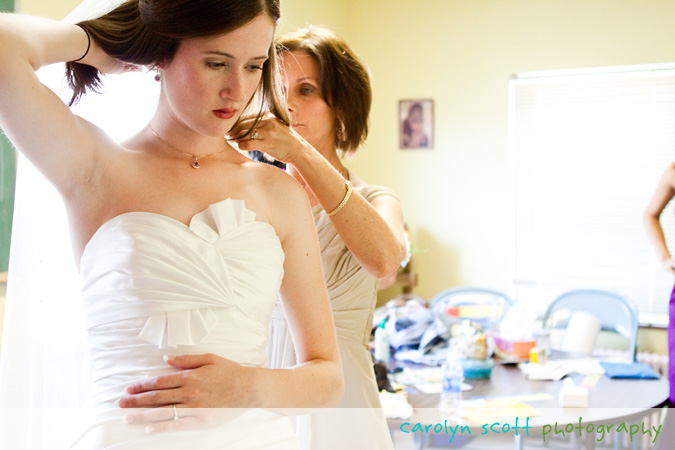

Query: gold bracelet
[{"left": 327, "top": 181, "right": 353, "bottom": 217}]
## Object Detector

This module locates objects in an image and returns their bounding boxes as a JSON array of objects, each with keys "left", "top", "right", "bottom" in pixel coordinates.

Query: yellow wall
[
  {"left": 16, "top": 0, "right": 78, "bottom": 18},
  {"left": 338, "top": 0, "right": 675, "bottom": 304},
  {"left": 279, "top": 0, "right": 345, "bottom": 34}
]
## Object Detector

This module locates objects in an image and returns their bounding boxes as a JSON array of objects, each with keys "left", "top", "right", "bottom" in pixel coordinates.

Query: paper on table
[
  {"left": 414, "top": 382, "right": 473, "bottom": 394},
  {"left": 477, "top": 393, "right": 553, "bottom": 403},
  {"left": 393, "top": 366, "right": 443, "bottom": 385},
  {"left": 580, "top": 374, "right": 602, "bottom": 388},
  {"left": 463, "top": 400, "right": 542, "bottom": 425},
  {"left": 519, "top": 358, "right": 605, "bottom": 381}
]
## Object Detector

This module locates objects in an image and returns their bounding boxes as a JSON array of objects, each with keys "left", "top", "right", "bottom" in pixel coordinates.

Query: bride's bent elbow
[{"left": 323, "top": 361, "right": 345, "bottom": 407}]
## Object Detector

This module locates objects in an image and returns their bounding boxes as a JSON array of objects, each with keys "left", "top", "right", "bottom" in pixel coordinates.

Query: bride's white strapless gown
[{"left": 70, "top": 198, "right": 298, "bottom": 449}]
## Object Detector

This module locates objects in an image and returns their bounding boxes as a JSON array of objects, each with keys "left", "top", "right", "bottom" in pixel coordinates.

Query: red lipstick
[{"left": 213, "top": 108, "right": 237, "bottom": 119}]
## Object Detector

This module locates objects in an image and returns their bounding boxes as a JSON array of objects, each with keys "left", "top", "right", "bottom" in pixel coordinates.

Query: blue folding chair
[
  {"left": 430, "top": 286, "right": 514, "bottom": 332},
  {"left": 542, "top": 289, "right": 638, "bottom": 361}
]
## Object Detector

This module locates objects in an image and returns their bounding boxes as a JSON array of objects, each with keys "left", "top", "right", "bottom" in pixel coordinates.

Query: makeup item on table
[{"left": 529, "top": 346, "right": 548, "bottom": 364}]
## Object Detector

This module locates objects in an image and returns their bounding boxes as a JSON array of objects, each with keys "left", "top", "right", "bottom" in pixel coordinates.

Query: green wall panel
[
  {"left": 0, "top": 0, "right": 12, "bottom": 12},
  {"left": 0, "top": 0, "right": 15, "bottom": 274}
]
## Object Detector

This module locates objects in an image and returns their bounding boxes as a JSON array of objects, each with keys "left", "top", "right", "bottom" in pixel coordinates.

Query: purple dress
[{"left": 670, "top": 285, "right": 675, "bottom": 403}]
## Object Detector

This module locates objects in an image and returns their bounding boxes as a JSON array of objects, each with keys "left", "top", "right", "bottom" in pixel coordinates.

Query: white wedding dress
[
  {"left": 69, "top": 198, "right": 297, "bottom": 449},
  {"left": 0, "top": 3, "right": 301, "bottom": 449}
]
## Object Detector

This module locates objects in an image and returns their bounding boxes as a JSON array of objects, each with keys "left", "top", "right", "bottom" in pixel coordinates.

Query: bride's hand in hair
[
  {"left": 231, "top": 115, "right": 313, "bottom": 165},
  {"left": 74, "top": 26, "right": 141, "bottom": 75}
]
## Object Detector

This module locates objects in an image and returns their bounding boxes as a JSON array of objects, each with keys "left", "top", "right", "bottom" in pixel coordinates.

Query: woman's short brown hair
[
  {"left": 276, "top": 26, "right": 371, "bottom": 156},
  {"left": 65, "top": 0, "right": 288, "bottom": 130}
]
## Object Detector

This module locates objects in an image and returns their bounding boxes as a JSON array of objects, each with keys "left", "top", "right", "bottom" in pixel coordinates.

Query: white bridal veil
[{"left": 0, "top": 1, "right": 159, "bottom": 448}]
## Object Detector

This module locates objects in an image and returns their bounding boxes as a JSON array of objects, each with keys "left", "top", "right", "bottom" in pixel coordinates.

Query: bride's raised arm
[{"left": 0, "top": 14, "right": 117, "bottom": 197}]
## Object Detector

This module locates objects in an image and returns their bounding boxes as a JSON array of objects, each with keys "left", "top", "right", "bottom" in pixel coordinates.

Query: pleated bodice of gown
[{"left": 73, "top": 198, "right": 297, "bottom": 449}]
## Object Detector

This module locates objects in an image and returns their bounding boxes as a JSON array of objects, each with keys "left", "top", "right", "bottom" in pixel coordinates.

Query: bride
[{"left": 0, "top": 0, "right": 342, "bottom": 448}]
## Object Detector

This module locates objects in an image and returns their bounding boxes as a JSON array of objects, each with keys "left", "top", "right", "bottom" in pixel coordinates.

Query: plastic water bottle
[
  {"left": 373, "top": 320, "right": 390, "bottom": 363},
  {"left": 439, "top": 353, "right": 464, "bottom": 424}
]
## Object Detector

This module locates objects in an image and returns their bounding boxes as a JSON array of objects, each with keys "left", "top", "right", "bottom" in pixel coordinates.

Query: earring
[
  {"left": 336, "top": 119, "right": 346, "bottom": 142},
  {"left": 154, "top": 69, "right": 161, "bottom": 82}
]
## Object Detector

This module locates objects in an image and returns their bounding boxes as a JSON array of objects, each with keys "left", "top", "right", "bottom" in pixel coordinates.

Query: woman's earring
[
  {"left": 336, "top": 119, "right": 346, "bottom": 142},
  {"left": 154, "top": 69, "right": 161, "bottom": 82}
]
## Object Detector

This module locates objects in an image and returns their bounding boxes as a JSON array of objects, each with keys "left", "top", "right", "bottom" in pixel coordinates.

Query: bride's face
[{"left": 160, "top": 14, "right": 274, "bottom": 136}]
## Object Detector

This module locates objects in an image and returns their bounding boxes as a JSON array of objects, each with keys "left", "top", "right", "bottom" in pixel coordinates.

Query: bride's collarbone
[
  {"left": 106, "top": 150, "right": 249, "bottom": 189},
  {"left": 82, "top": 150, "right": 269, "bottom": 224},
  {"left": 95, "top": 177, "right": 258, "bottom": 223}
]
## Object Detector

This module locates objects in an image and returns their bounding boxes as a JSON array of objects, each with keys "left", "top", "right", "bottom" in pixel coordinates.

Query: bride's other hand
[
  {"left": 122, "top": 406, "right": 245, "bottom": 434},
  {"left": 119, "top": 353, "right": 260, "bottom": 409}
]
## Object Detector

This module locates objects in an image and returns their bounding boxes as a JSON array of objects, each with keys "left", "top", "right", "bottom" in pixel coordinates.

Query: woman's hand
[
  {"left": 118, "top": 353, "right": 259, "bottom": 410},
  {"left": 662, "top": 256, "right": 675, "bottom": 276},
  {"left": 230, "top": 115, "right": 312, "bottom": 165}
]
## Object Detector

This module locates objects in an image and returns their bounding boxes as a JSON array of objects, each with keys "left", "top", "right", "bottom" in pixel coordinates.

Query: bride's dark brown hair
[{"left": 65, "top": 0, "right": 289, "bottom": 132}]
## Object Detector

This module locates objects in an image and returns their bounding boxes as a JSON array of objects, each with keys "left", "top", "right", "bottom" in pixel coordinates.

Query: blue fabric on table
[{"left": 599, "top": 361, "right": 660, "bottom": 379}]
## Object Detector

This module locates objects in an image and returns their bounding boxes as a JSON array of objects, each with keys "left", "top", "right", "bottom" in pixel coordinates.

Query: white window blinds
[{"left": 509, "top": 64, "right": 675, "bottom": 325}]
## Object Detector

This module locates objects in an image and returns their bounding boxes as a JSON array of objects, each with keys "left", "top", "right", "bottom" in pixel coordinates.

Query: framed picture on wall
[{"left": 399, "top": 99, "right": 433, "bottom": 149}]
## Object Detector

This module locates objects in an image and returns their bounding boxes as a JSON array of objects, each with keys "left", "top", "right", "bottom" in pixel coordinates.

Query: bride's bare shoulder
[
  {"left": 244, "top": 160, "right": 300, "bottom": 193},
  {"left": 243, "top": 160, "right": 309, "bottom": 225}
]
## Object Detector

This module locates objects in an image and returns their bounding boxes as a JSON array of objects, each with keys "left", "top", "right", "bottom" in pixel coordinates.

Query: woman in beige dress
[{"left": 234, "top": 26, "right": 406, "bottom": 449}]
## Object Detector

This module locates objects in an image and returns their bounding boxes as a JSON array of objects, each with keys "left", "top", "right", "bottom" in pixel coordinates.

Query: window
[{"left": 510, "top": 64, "right": 675, "bottom": 325}]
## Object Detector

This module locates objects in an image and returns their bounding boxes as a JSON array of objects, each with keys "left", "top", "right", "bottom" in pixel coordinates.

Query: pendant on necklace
[{"left": 191, "top": 160, "right": 201, "bottom": 169}]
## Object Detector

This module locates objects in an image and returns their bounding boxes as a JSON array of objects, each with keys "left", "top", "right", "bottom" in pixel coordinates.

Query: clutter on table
[
  {"left": 448, "top": 321, "right": 494, "bottom": 379},
  {"left": 490, "top": 304, "right": 538, "bottom": 362},
  {"left": 372, "top": 291, "right": 508, "bottom": 378}
]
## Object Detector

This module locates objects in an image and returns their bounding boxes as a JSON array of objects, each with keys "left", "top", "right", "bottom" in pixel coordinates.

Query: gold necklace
[{"left": 149, "top": 124, "right": 227, "bottom": 169}]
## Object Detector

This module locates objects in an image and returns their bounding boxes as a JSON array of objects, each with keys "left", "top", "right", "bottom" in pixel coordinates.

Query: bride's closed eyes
[{"left": 204, "top": 60, "right": 266, "bottom": 73}]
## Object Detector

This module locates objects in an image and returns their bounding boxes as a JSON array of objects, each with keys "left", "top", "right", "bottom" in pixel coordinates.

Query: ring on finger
[{"left": 173, "top": 404, "right": 179, "bottom": 421}]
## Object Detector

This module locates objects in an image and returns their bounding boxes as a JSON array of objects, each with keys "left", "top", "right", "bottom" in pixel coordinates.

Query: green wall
[{"left": 0, "top": 0, "right": 14, "bottom": 274}]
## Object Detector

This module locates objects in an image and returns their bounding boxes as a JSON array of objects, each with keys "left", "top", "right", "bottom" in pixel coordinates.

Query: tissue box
[
  {"left": 559, "top": 384, "right": 589, "bottom": 407},
  {"left": 492, "top": 333, "right": 536, "bottom": 360}
]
